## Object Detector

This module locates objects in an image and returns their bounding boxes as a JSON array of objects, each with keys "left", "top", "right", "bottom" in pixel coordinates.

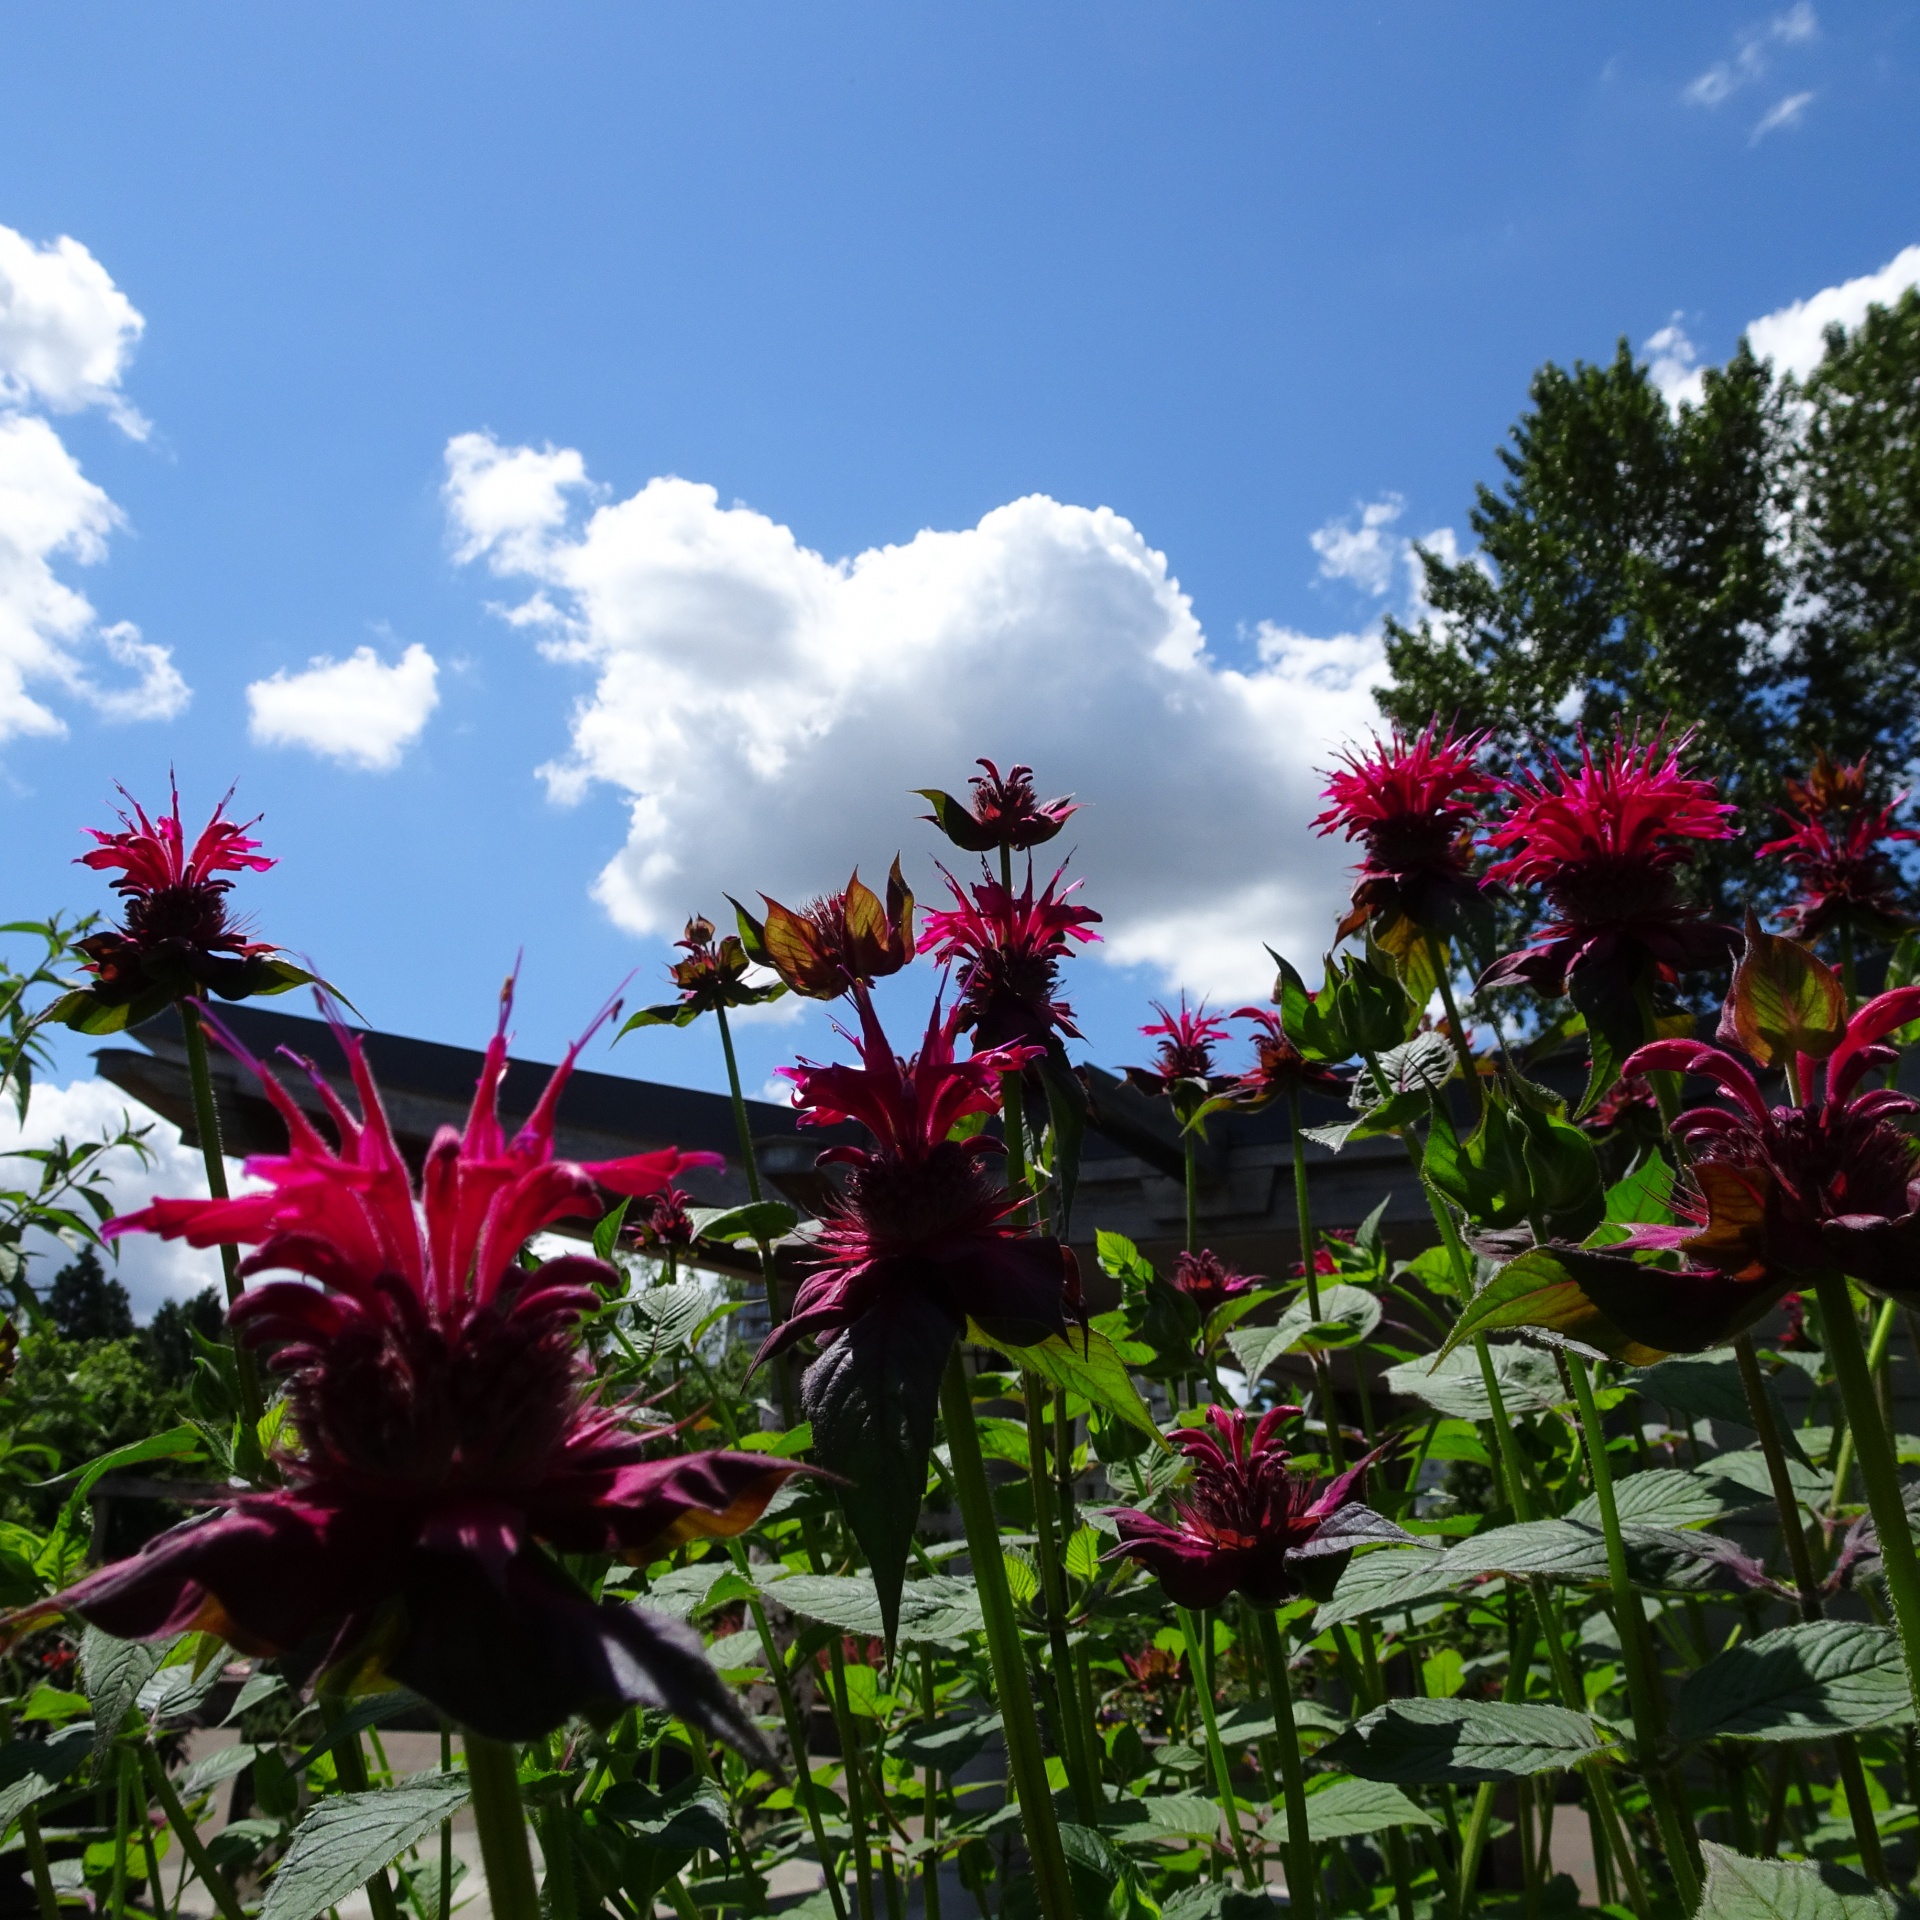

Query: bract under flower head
[
  {"left": 1760, "top": 752, "right": 1916, "bottom": 946},
  {"left": 1227, "top": 1007, "right": 1350, "bottom": 1109},
  {"left": 1106, "top": 1406, "right": 1403, "bottom": 1609},
  {"left": 4, "top": 985, "right": 797, "bottom": 1754},
  {"left": 757, "top": 993, "right": 1082, "bottom": 1642},
  {"left": 1314, "top": 721, "right": 1494, "bottom": 950},
  {"left": 918, "top": 861, "right": 1102, "bottom": 1052},
  {"left": 66, "top": 780, "right": 309, "bottom": 1027},
  {"left": 730, "top": 860, "right": 916, "bottom": 1001},
  {"left": 622, "top": 915, "right": 786, "bottom": 1031},
  {"left": 918, "top": 759, "right": 1078, "bottom": 854}
]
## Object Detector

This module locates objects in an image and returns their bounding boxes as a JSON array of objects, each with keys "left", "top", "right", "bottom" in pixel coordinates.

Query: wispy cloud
[
  {"left": 1750, "top": 90, "right": 1815, "bottom": 142},
  {"left": 1684, "top": 5, "right": 1817, "bottom": 109}
]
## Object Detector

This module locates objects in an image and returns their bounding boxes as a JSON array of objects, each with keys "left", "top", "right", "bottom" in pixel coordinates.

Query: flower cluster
[{"left": 1761, "top": 752, "right": 1916, "bottom": 946}]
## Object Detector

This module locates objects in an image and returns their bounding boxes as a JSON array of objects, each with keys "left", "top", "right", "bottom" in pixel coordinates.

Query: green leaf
[
  {"left": 1694, "top": 1842, "right": 1899, "bottom": 1920},
  {"left": 260, "top": 1774, "right": 471, "bottom": 1920},
  {"left": 1302, "top": 1087, "right": 1428, "bottom": 1153},
  {"left": 617, "top": 1002, "right": 702, "bottom": 1032},
  {"left": 1319, "top": 1697, "right": 1610, "bottom": 1783},
  {"left": 1161, "top": 1887, "right": 1285, "bottom": 1920},
  {"left": 0, "top": 1723, "right": 95, "bottom": 1833},
  {"left": 1567, "top": 1467, "right": 1731, "bottom": 1530},
  {"left": 1317, "top": 1546, "right": 1461, "bottom": 1627},
  {"left": 967, "top": 1322, "right": 1166, "bottom": 1447},
  {"left": 597, "top": 1778, "right": 730, "bottom": 1852},
  {"left": 687, "top": 1201, "right": 800, "bottom": 1245},
  {"left": 592, "top": 1199, "right": 631, "bottom": 1261},
  {"left": 1674, "top": 1623, "right": 1915, "bottom": 1745},
  {"left": 183, "top": 1742, "right": 262, "bottom": 1799},
  {"left": 1383, "top": 1343, "right": 1567, "bottom": 1422},
  {"left": 762, "top": 1572, "right": 982, "bottom": 1648},
  {"left": 1632, "top": 1358, "right": 1811, "bottom": 1466},
  {"left": 1724, "top": 921, "right": 1850, "bottom": 1067},
  {"left": 1302, "top": 1775, "right": 1443, "bottom": 1840},
  {"left": 46, "top": 1425, "right": 203, "bottom": 1556},
  {"left": 1095, "top": 1231, "right": 1158, "bottom": 1290},
  {"left": 1228, "top": 1285, "right": 1382, "bottom": 1381},
  {"left": 894, "top": 1712, "right": 1001, "bottom": 1771},
  {"left": 1601, "top": 1154, "right": 1675, "bottom": 1229},
  {"left": 1696, "top": 1448, "right": 1826, "bottom": 1511},
  {"left": 80, "top": 1627, "right": 160, "bottom": 1760}
]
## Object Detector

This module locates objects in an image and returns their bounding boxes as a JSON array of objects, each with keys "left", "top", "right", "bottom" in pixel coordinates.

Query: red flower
[
  {"left": 4, "top": 987, "right": 795, "bottom": 1753},
  {"left": 918, "top": 760, "right": 1078, "bottom": 853},
  {"left": 1622, "top": 984, "right": 1920, "bottom": 1308},
  {"left": 1171, "top": 1250, "right": 1263, "bottom": 1322},
  {"left": 1106, "top": 1406, "right": 1401, "bottom": 1609},
  {"left": 1124, "top": 996, "right": 1230, "bottom": 1101},
  {"left": 1290, "top": 1246, "right": 1341, "bottom": 1281},
  {"left": 917, "top": 861, "right": 1102, "bottom": 1052},
  {"left": 634, "top": 1186, "right": 696, "bottom": 1250},
  {"left": 66, "top": 782, "right": 304, "bottom": 1025},
  {"left": 1314, "top": 722, "right": 1494, "bottom": 950},
  {"left": 1760, "top": 753, "right": 1916, "bottom": 946},
  {"left": 1480, "top": 726, "right": 1739, "bottom": 1005},
  {"left": 755, "top": 994, "right": 1082, "bottom": 1638},
  {"left": 621, "top": 914, "right": 786, "bottom": 1031},
  {"left": 730, "top": 862, "right": 916, "bottom": 1002},
  {"left": 1226, "top": 1007, "right": 1350, "bottom": 1108}
]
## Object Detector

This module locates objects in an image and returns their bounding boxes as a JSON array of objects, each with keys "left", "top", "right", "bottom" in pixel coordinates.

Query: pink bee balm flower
[
  {"left": 1124, "top": 996, "right": 1230, "bottom": 1099},
  {"left": 1170, "top": 1249, "right": 1263, "bottom": 1323},
  {"left": 1314, "top": 721, "right": 1494, "bottom": 948},
  {"left": 918, "top": 759, "right": 1078, "bottom": 854},
  {"left": 1106, "top": 1406, "right": 1404, "bottom": 1609},
  {"left": 918, "top": 861, "right": 1102, "bottom": 1052},
  {"left": 756, "top": 994, "right": 1083, "bottom": 1638},
  {"left": 69, "top": 780, "right": 296, "bottom": 1022},
  {"left": 3, "top": 986, "right": 795, "bottom": 1755},
  {"left": 1227, "top": 1007, "right": 1350, "bottom": 1108},
  {"left": 1760, "top": 752, "right": 1916, "bottom": 946},
  {"left": 1480, "top": 725, "right": 1739, "bottom": 1003}
]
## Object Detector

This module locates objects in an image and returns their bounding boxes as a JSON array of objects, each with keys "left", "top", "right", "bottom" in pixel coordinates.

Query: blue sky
[{"left": 2, "top": 4, "right": 1918, "bottom": 1254}]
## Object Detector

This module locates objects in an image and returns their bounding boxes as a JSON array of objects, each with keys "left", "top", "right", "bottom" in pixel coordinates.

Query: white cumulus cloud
[
  {"left": 247, "top": 641, "right": 440, "bottom": 771},
  {"left": 0, "top": 222, "right": 186, "bottom": 747},
  {"left": 1747, "top": 243, "right": 1920, "bottom": 380},
  {"left": 0, "top": 1077, "right": 241, "bottom": 1321},
  {"left": 444, "top": 432, "right": 1405, "bottom": 999},
  {"left": 1311, "top": 496, "right": 1405, "bottom": 596}
]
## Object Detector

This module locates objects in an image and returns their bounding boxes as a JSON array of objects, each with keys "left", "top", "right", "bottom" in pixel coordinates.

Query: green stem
[
  {"left": 1564, "top": 1353, "right": 1701, "bottom": 1909},
  {"left": 140, "top": 1747, "right": 247, "bottom": 1920},
  {"left": 920, "top": 1655, "right": 944, "bottom": 1920},
  {"left": 1814, "top": 1271, "right": 1920, "bottom": 1715},
  {"left": 1183, "top": 1132, "right": 1198, "bottom": 1255},
  {"left": 1178, "top": 1608, "right": 1256, "bottom": 1888},
  {"left": 1429, "top": 941, "right": 1482, "bottom": 1121},
  {"left": 331, "top": 1714, "right": 405, "bottom": 1920},
  {"left": 937, "top": 1349, "right": 1076, "bottom": 1920},
  {"left": 1027, "top": 1387, "right": 1100, "bottom": 1820},
  {"left": 1288, "top": 1086, "right": 1346, "bottom": 1471},
  {"left": 439, "top": 1727, "right": 454, "bottom": 1920},
  {"left": 465, "top": 1735, "right": 542, "bottom": 1920},
  {"left": 1252, "top": 1603, "right": 1314, "bottom": 1920},
  {"left": 19, "top": 1804, "right": 57, "bottom": 1920},
  {"left": 1001, "top": 1072, "right": 1031, "bottom": 1230},
  {"left": 1829, "top": 1298, "right": 1899, "bottom": 1513},
  {"left": 110, "top": 1747, "right": 131, "bottom": 1920},
  {"left": 827, "top": 1644, "right": 876, "bottom": 1920},
  {"left": 178, "top": 998, "right": 266, "bottom": 1444}
]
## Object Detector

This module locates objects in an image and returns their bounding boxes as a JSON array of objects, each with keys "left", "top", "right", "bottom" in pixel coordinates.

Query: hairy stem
[
  {"left": 1178, "top": 1607, "right": 1257, "bottom": 1888},
  {"left": 140, "top": 1746, "right": 248, "bottom": 1920},
  {"left": 1027, "top": 1386, "right": 1100, "bottom": 1820},
  {"left": 1253, "top": 1602, "right": 1314, "bottom": 1920},
  {"left": 465, "top": 1735, "right": 542, "bottom": 1920}
]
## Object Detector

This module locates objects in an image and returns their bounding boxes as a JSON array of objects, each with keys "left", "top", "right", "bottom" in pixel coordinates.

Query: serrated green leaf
[
  {"left": 1320, "top": 1697, "right": 1609, "bottom": 1783},
  {"left": 0, "top": 1724, "right": 95, "bottom": 1833},
  {"left": 687, "top": 1201, "right": 800, "bottom": 1245},
  {"left": 80, "top": 1628, "right": 160, "bottom": 1759},
  {"left": 1632, "top": 1358, "right": 1810, "bottom": 1465},
  {"left": 597, "top": 1778, "right": 729, "bottom": 1852},
  {"left": 1383, "top": 1344, "right": 1566, "bottom": 1422},
  {"left": 1568, "top": 1467, "right": 1730, "bottom": 1530},
  {"left": 967, "top": 1322, "right": 1165, "bottom": 1447},
  {"left": 1228, "top": 1285, "right": 1382, "bottom": 1382},
  {"left": 1674, "top": 1623, "right": 1914, "bottom": 1745},
  {"left": 260, "top": 1774, "right": 471, "bottom": 1920},
  {"left": 1695, "top": 1842, "right": 1897, "bottom": 1920},
  {"left": 1302, "top": 1774, "right": 1443, "bottom": 1839}
]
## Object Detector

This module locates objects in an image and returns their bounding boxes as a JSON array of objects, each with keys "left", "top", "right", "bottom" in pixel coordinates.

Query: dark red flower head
[
  {"left": 730, "top": 861, "right": 916, "bottom": 1002},
  {"left": 635, "top": 1185, "right": 696, "bottom": 1250},
  {"left": 1124, "top": 996, "right": 1230, "bottom": 1100},
  {"left": 1314, "top": 722, "right": 1493, "bottom": 947},
  {"left": 1171, "top": 1250, "right": 1263, "bottom": 1323},
  {"left": 1760, "top": 753, "right": 1916, "bottom": 945},
  {"left": 5, "top": 985, "right": 794, "bottom": 1753},
  {"left": 1226, "top": 1007, "right": 1350, "bottom": 1109},
  {"left": 1106, "top": 1406, "right": 1402, "bottom": 1609},
  {"left": 1479, "top": 725, "right": 1739, "bottom": 1007},
  {"left": 919, "top": 760, "right": 1078, "bottom": 854},
  {"left": 70, "top": 781, "right": 294, "bottom": 1019},
  {"left": 755, "top": 993, "right": 1083, "bottom": 1640},
  {"left": 918, "top": 861, "right": 1102, "bottom": 1052}
]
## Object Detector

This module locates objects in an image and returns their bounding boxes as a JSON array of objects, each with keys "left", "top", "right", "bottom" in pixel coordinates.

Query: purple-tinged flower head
[
  {"left": 70, "top": 780, "right": 294, "bottom": 1019},
  {"left": 1124, "top": 996, "right": 1231, "bottom": 1101},
  {"left": 1226, "top": 1007, "right": 1350, "bottom": 1109},
  {"left": 1480, "top": 725, "right": 1739, "bottom": 1000},
  {"left": 758, "top": 995, "right": 1083, "bottom": 1363},
  {"left": 1314, "top": 722, "right": 1494, "bottom": 945},
  {"left": 919, "top": 759, "right": 1078, "bottom": 854},
  {"left": 1760, "top": 752, "right": 1916, "bottom": 946},
  {"left": 918, "top": 861, "right": 1102, "bottom": 1052},
  {"left": 1170, "top": 1250, "right": 1263, "bottom": 1323},
  {"left": 635, "top": 1185, "right": 696, "bottom": 1251},
  {"left": 1623, "top": 981, "right": 1920, "bottom": 1308},
  {"left": 729, "top": 861, "right": 915, "bottom": 1003},
  {"left": 1106, "top": 1406, "right": 1401, "bottom": 1609},
  {"left": 4, "top": 983, "right": 796, "bottom": 1753}
]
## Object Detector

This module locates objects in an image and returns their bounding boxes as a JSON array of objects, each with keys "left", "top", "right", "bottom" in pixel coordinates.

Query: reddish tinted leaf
[{"left": 1722, "top": 919, "right": 1848, "bottom": 1067}]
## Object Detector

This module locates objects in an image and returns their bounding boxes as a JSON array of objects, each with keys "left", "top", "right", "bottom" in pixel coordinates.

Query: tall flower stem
[
  {"left": 1733, "top": 1335, "right": 1888, "bottom": 1880},
  {"left": 1027, "top": 1386, "right": 1101, "bottom": 1820},
  {"left": 713, "top": 1002, "right": 796, "bottom": 1423},
  {"left": 827, "top": 1645, "right": 877, "bottom": 1920},
  {"left": 140, "top": 1747, "right": 247, "bottom": 1920},
  {"left": 1182, "top": 1132, "right": 1199, "bottom": 1255},
  {"left": 1286, "top": 1086, "right": 1345, "bottom": 1473},
  {"left": 1829, "top": 1298, "right": 1899, "bottom": 1513},
  {"left": 1563, "top": 1352, "right": 1701, "bottom": 1909},
  {"left": 1812, "top": 1270, "right": 1920, "bottom": 1714},
  {"left": 465, "top": 1735, "right": 542, "bottom": 1920},
  {"left": 919, "top": 1655, "right": 944, "bottom": 1920},
  {"left": 1251, "top": 1603, "right": 1314, "bottom": 1920},
  {"left": 177, "top": 998, "right": 265, "bottom": 1441},
  {"left": 938, "top": 1350, "right": 1076, "bottom": 1920},
  {"left": 1177, "top": 1607, "right": 1257, "bottom": 1888},
  {"left": 1428, "top": 941, "right": 1482, "bottom": 1122},
  {"left": 328, "top": 1711, "right": 405, "bottom": 1920}
]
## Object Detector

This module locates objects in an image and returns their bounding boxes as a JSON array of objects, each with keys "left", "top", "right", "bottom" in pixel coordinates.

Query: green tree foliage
[
  {"left": 142, "top": 1285, "right": 225, "bottom": 1387},
  {"left": 45, "top": 1247, "right": 134, "bottom": 1345}
]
